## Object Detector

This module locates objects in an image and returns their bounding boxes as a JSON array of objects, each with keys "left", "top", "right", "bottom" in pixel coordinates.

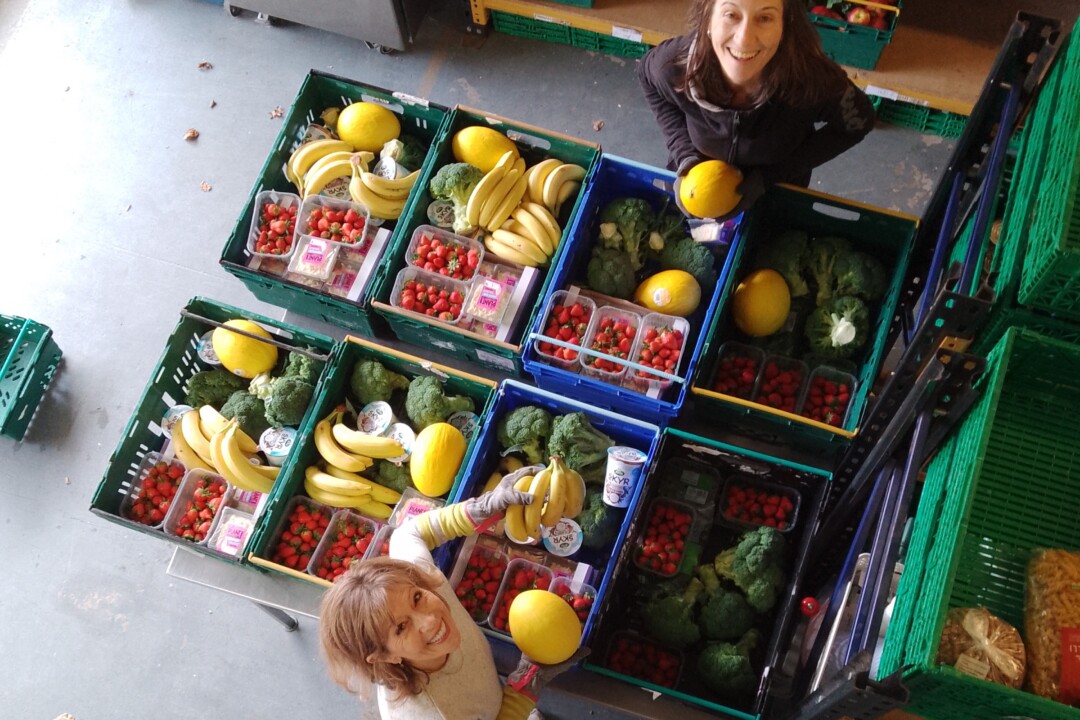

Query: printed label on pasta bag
[
  {"left": 1060, "top": 627, "right": 1080, "bottom": 706},
  {"left": 954, "top": 653, "right": 991, "bottom": 680}
]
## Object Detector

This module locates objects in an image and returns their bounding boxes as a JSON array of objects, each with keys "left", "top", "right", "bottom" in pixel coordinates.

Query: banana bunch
[
  {"left": 172, "top": 406, "right": 280, "bottom": 495},
  {"left": 504, "top": 456, "right": 586, "bottom": 543},
  {"left": 524, "top": 159, "right": 586, "bottom": 217},
  {"left": 303, "top": 465, "right": 397, "bottom": 519},
  {"left": 284, "top": 138, "right": 375, "bottom": 198},
  {"left": 331, "top": 421, "right": 406, "bottom": 459},
  {"left": 464, "top": 150, "right": 528, "bottom": 233},
  {"left": 314, "top": 410, "right": 375, "bottom": 473},
  {"left": 348, "top": 156, "right": 420, "bottom": 220},
  {"left": 486, "top": 201, "right": 562, "bottom": 268}
]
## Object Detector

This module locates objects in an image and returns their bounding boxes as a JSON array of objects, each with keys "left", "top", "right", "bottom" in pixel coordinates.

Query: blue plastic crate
[
  {"left": 450, "top": 379, "right": 661, "bottom": 650},
  {"left": 521, "top": 155, "right": 739, "bottom": 425}
]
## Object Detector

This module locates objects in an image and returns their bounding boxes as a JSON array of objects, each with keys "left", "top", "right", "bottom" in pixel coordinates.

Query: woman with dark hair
[{"left": 639, "top": 0, "right": 875, "bottom": 219}]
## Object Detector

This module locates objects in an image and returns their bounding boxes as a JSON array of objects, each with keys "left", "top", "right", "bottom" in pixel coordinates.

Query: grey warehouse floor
[{"left": 0, "top": 1, "right": 956, "bottom": 718}]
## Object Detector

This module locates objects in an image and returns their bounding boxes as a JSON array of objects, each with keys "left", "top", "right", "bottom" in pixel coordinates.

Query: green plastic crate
[
  {"left": 570, "top": 27, "right": 648, "bottom": 58},
  {"left": 491, "top": 11, "right": 648, "bottom": 59},
  {"left": 219, "top": 70, "right": 452, "bottom": 337},
  {"left": 871, "top": 96, "right": 968, "bottom": 139},
  {"left": 690, "top": 185, "right": 918, "bottom": 446},
  {"left": 0, "top": 315, "right": 62, "bottom": 441},
  {"left": 878, "top": 328, "right": 1080, "bottom": 720},
  {"left": 247, "top": 335, "right": 498, "bottom": 583},
  {"left": 810, "top": 3, "right": 901, "bottom": 71},
  {"left": 1019, "top": 33, "right": 1080, "bottom": 320},
  {"left": 90, "top": 297, "right": 336, "bottom": 564},
  {"left": 370, "top": 106, "right": 600, "bottom": 375}
]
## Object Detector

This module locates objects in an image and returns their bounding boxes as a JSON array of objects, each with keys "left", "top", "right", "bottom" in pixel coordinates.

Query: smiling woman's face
[
  {"left": 380, "top": 584, "right": 462, "bottom": 669},
  {"left": 709, "top": 0, "right": 784, "bottom": 93}
]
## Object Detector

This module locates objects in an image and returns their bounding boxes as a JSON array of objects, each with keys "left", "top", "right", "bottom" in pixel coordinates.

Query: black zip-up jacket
[{"left": 639, "top": 35, "right": 875, "bottom": 187}]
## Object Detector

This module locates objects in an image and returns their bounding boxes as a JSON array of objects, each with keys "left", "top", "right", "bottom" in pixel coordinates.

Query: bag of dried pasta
[
  {"left": 937, "top": 607, "right": 1026, "bottom": 688},
  {"left": 1025, "top": 548, "right": 1080, "bottom": 705}
]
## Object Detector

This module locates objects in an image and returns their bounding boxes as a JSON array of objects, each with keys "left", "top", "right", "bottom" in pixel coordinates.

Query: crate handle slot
[
  {"left": 811, "top": 203, "right": 862, "bottom": 222},
  {"left": 179, "top": 309, "right": 330, "bottom": 362},
  {"left": 358, "top": 94, "right": 405, "bottom": 115},
  {"left": 392, "top": 91, "right": 429, "bottom": 108},
  {"left": 506, "top": 130, "right": 551, "bottom": 152},
  {"left": 419, "top": 361, "right": 450, "bottom": 381}
]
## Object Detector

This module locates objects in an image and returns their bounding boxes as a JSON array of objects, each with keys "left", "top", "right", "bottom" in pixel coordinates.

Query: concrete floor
[{"left": 0, "top": 1, "right": 956, "bottom": 718}]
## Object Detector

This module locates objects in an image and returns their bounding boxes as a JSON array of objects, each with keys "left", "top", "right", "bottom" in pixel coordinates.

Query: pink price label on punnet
[{"left": 303, "top": 240, "right": 330, "bottom": 264}]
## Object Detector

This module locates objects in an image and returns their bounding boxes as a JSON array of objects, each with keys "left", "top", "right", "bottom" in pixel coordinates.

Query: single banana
[
  {"left": 219, "top": 424, "right": 275, "bottom": 494},
  {"left": 303, "top": 158, "right": 356, "bottom": 198},
  {"left": 540, "top": 459, "right": 566, "bottom": 527},
  {"left": 287, "top": 139, "right": 353, "bottom": 190},
  {"left": 479, "top": 167, "right": 521, "bottom": 229},
  {"left": 304, "top": 151, "right": 357, "bottom": 183},
  {"left": 247, "top": 461, "right": 281, "bottom": 481},
  {"left": 485, "top": 171, "right": 530, "bottom": 233},
  {"left": 198, "top": 405, "right": 259, "bottom": 453},
  {"left": 323, "top": 465, "right": 401, "bottom": 504},
  {"left": 503, "top": 473, "right": 534, "bottom": 542},
  {"left": 466, "top": 151, "right": 517, "bottom": 227},
  {"left": 502, "top": 218, "right": 530, "bottom": 237},
  {"left": 524, "top": 467, "right": 552, "bottom": 540},
  {"left": 554, "top": 179, "right": 581, "bottom": 218},
  {"left": 180, "top": 409, "right": 215, "bottom": 467},
  {"left": 500, "top": 455, "right": 525, "bottom": 473},
  {"left": 361, "top": 170, "right": 420, "bottom": 199},
  {"left": 171, "top": 419, "right": 213, "bottom": 472},
  {"left": 350, "top": 169, "right": 408, "bottom": 219},
  {"left": 526, "top": 158, "right": 562, "bottom": 204},
  {"left": 304, "top": 480, "right": 394, "bottom": 518},
  {"left": 305, "top": 465, "right": 371, "bottom": 496},
  {"left": 483, "top": 236, "right": 540, "bottom": 267},
  {"left": 511, "top": 207, "right": 553, "bottom": 255},
  {"left": 314, "top": 413, "right": 372, "bottom": 473},
  {"left": 542, "top": 163, "right": 587, "bottom": 211},
  {"left": 483, "top": 471, "right": 503, "bottom": 494},
  {"left": 491, "top": 228, "right": 548, "bottom": 265},
  {"left": 522, "top": 202, "right": 562, "bottom": 249},
  {"left": 331, "top": 423, "right": 405, "bottom": 459},
  {"left": 512, "top": 157, "right": 526, "bottom": 176}
]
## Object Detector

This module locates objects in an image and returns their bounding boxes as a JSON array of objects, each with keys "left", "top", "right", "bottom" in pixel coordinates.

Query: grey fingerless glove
[
  {"left": 507, "top": 648, "right": 592, "bottom": 701},
  {"left": 466, "top": 465, "right": 538, "bottom": 522}
]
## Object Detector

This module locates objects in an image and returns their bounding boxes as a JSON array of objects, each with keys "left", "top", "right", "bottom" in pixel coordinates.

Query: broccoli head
[
  {"left": 350, "top": 359, "right": 409, "bottom": 406},
  {"left": 751, "top": 229, "right": 810, "bottom": 298},
  {"left": 495, "top": 405, "right": 553, "bottom": 465},
  {"left": 714, "top": 526, "right": 787, "bottom": 614},
  {"left": 697, "top": 629, "right": 761, "bottom": 699},
  {"left": 650, "top": 200, "right": 689, "bottom": 256},
  {"left": 185, "top": 368, "right": 247, "bottom": 409},
  {"left": 805, "top": 235, "right": 852, "bottom": 306},
  {"left": 643, "top": 577, "right": 705, "bottom": 649},
  {"left": 598, "top": 197, "right": 655, "bottom": 270},
  {"left": 404, "top": 375, "right": 474, "bottom": 429},
  {"left": 429, "top": 162, "right": 485, "bottom": 234},
  {"left": 659, "top": 236, "right": 718, "bottom": 289},
  {"left": 220, "top": 390, "right": 271, "bottom": 440},
  {"left": 374, "top": 460, "right": 413, "bottom": 493},
  {"left": 263, "top": 375, "right": 314, "bottom": 427},
  {"left": 698, "top": 564, "right": 756, "bottom": 641},
  {"left": 284, "top": 351, "right": 322, "bottom": 385},
  {"left": 586, "top": 246, "right": 637, "bottom": 299},
  {"left": 579, "top": 491, "right": 622, "bottom": 551},
  {"left": 548, "top": 412, "right": 614, "bottom": 485},
  {"left": 833, "top": 250, "right": 888, "bottom": 302},
  {"left": 804, "top": 295, "right": 870, "bottom": 360}
]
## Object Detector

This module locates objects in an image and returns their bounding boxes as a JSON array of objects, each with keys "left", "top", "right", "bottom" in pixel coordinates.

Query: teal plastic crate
[
  {"left": 570, "top": 27, "right": 648, "bottom": 58},
  {"left": 809, "top": 2, "right": 901, "bottom": 71},
  {"left": 879, "top": 328, "right": 1080, "bottom": 720},
  {"left": 0, "top": 315, "right": 62, "bottom": 441},
  {"left": 870, "top": 95, "right": 968, "bottom": 139},
  {"left": 691, "top": 185, "right": 918, "bottom": 446},
  {"left": 90, "top": 297, "right": 336, "bottom": 564},
  {"left": 491, "top": 11, "right": 648, "bottom": 59},
  {"left": 370, "top": 106, "right": 600, "bottom": 375},
  {"left": 219, "top": 70, "right": 452, "bottom": 337},
  {"left": 247, "top": 335, "right": 498, "bottom": 582}
]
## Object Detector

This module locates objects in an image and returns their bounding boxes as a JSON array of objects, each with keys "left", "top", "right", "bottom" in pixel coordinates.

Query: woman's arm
[
  {"left": 780, "top": 83, "right": 875, "bottom": 179},
  {"left": 638, "top": 40, "right": 701, "bottom": 171}
]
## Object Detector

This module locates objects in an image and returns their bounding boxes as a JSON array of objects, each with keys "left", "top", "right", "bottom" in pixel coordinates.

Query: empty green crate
[
  {"left": 879, "top": 328, "right": 1080, "bottom": 720},
  {"left": 491, "top": 11, "right": 571, "bottom": 44},
  {"left": 872, "top": 97, "right": 968, "bottom": 139},
  {"left": 0, "top": 315, "right": 62, "bottom": 441},
  {"left": 570, "top": 27, "right": 648, "bottom": 58}
]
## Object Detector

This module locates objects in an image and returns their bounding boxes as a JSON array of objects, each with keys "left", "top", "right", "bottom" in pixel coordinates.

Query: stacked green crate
[{"left": 0, "top": 315, "right": 62, "bottom": 441}]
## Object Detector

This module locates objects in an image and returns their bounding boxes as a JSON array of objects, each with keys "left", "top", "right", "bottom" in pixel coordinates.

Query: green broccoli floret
[
  {"left": 586, "top": 246, "right": 637, "bottom": 299},
  {"left": 751, "top": 229, "right": 810, "bottom": 298},
  {"left": 220, "top": 390, "right": 271, "bottom": 439},
  {"left": 805, "top": 235, "right": 852, "bottom": 306},
  {"left": 184, "top": 368, "right": 247, "bottom": 409},
  {"left": 644, "top": 577, "right": 705, "bottom": 649},
  {"left": 394, "top": 134, "right": 427, "bottom": 172},
  {"left": 579, "top": 491, "right": 622, "bottom": 551},
  {"left": 404, "top": 375, "right": 474, "bottom": 429},
  {"left": 833, "top": 250, "right": 888, "bottom": 302},
  {"left": 248, "top": 373, "right": 274, "bottom": 401},
  {"left": 697, "top": 629, "right": 761, "bottom": 699},
  {"left": 547, "top": 412, "right": 614, "bottom": 485},
  {"left": 697, "top": 565, "right": 755, "bottom": 641},
  {"left": 648, "top": 200, "right": 689, "bottom": 257},
  {"left": 714, "top": 526, "right": 787, "bottom": 614},
  {"left": 598, "top": 197, "right": 655, "bottom": 270},
  {"left": 495, "top": 405, "right": 553, "bottom": 465},
  {"left": 263, "top": 375, "right": 314, "bottom": 427},
  {"left": 804, "top": 295, "right": 871, "bottom": 360},
  {"left": 374, "top": 460, "right": 413, "bottom": 493},
  {"left": 429, "top": 162, "right": 485, "bottom": 234},
  {"left": 350, "top": 359, "right": 409, "bottom": 406},
  {"left": 659, "top": 236, "right": 718, "bottom": 288},
  {"left": 284, "top": 351, "right": 322, "bottom": 385}
]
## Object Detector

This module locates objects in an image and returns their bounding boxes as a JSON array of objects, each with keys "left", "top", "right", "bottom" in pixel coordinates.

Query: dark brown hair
[
  {"left": 677, "top": 0, "right": 849, "bottom": 107},
  {"left": 319, "top": 557, "right": 445, "bottom": 700}
]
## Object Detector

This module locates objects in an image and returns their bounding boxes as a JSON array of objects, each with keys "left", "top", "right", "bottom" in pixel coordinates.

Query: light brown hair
[
  {"left": 677, "top": 0, "right": 849, "bottom": 107},
  {"left": 319, "top": 557, "right": 445, "bottom": 700}
]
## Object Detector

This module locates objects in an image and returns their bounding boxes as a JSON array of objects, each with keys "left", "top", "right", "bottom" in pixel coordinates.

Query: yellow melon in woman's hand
[
  {"left": 680, "top": 160, "right": 743, "bottom": 218},
  {"left": 732, "top": 269, "right": 791, "bottom": 337},
  {"left": 451, "top": 126, "right": 520, "bottom": 173},
  {"left": 509, "top": 589, "right": 582, "bottom": 665},
  {"left": 336, "top": 102, "right": 401, "bottom": 152}
]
